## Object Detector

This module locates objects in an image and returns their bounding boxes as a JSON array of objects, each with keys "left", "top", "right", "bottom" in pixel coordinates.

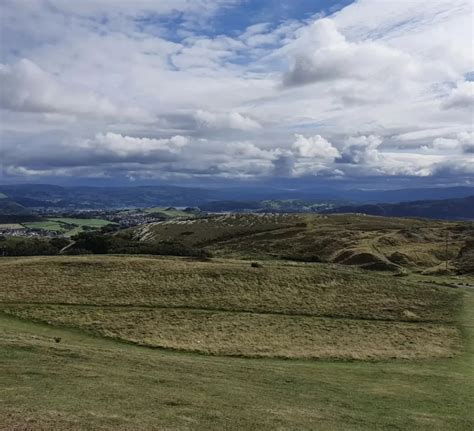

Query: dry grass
[
  {"left": 3, "top": 305, "right": 461, "bottom": 360},
  {"left": 0, "top": 252, "right": 472, "bottom": 430},
  {"left": 132, "top": 213, "right": 472, "bottom": 272},
  {"left": 0, "top": 289, "right": 472, "bottom": 430},
  {"left": 0, "top": 255, "right": 461, "bottom": 322},
  {"left": 132, "top": 213, "right": 300, "bottom": 245},
  {"left": 0, "top": 255, "right": 464, "bottom": 361}
]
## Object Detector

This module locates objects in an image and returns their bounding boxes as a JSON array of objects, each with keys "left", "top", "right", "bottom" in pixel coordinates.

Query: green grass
[
  {"left": 23, "top": 220, "right": 67, "bottom": 232},
  {"left": 0, "top": 287, "right": 472, "bottom": 429},
  {"left": 143, "top": 207, "right": 191, "bottom": 217},
  {"left": 23, "top": 218, "right": 115, "bottom": 236},
  {"left": 0, "top": 255, "right": 472, "bottom": 429},
  {"left": 48, "top": 218, "right": 114, "bottom": 228}
]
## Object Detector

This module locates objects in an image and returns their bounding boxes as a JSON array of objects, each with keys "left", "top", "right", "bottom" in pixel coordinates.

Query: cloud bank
[{"left": 0, "top": 0, "right": 472, "bottom": 186}]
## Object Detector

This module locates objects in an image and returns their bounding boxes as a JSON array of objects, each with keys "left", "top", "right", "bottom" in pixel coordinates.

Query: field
[
  {"left": 118, "top": 207, "right": 193, "bottom": 219},
  {"left": 0, "top": 223, "right": 24, "bottom": 230},
  {"left": 0, "top": 255, "right": 473, "bottom": 429},
  {"left": 23, "top": 218, "right": 115, "bottom": 236},
  {"left": 143, "top": 207, "right": 192, "bottom": 218}
]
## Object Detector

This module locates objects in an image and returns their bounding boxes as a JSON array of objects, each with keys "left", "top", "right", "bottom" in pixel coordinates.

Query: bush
[
  {"left": 0, "top": 237, "right": 62, "bottom": 256},
  {"left": 68, "top": 232, "right": 212, "bottom": 258}
]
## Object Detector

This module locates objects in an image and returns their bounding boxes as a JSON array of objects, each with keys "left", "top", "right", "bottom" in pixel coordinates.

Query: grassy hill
[
  {"left": 0, "top": 194, "right": 31, "bottom": 216},
  {"left": 131, "top": 213, "right": 474, "bottom": 273},
  {"left": 0, "top": 255, "right": 473, "bottom": 429}
]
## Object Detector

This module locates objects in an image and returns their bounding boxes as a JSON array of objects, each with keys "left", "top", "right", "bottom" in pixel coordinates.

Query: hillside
[
  {"left": 0, "top": 256, "right": 463, "bottom": 359},
  {"left": 197, "top": 194, "right": 474, "bottom": 220},
  {"left": 1, "top": 255, "right": 473, "bottom": 429},
  {"left": 131, "top": 213, "right": 474, "bottom": 273},
  {"left": 0, "top": 194, "right": 30, "bottom": 215}
]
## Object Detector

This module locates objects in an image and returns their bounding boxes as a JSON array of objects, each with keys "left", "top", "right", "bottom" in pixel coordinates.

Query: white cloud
[
  {"left": 338, "top": 135, "right": 383, "bottom": 164},
  {"left": 442, "top": 81, "right": 474, "bottom": 110},
  {"left": 432, "top": 131, "right": 474, "bottom": 153},
  {"left": 194, "top": 110, "right": 261, "bottom": 131},
  {"left": 283, "top": 18, "right": 419, "bottom": 87},
  {"left": 292, "top": 134, "right": 340, "bottom": 160},
  {"left": 88, "top": 133, "right": 189, "bottom": 157},
  {"left": 0, "top": 59, "right": 151, "bottom": 121},
  {"left": 1, "top": 0, "right": 472, "bottom": 184}
]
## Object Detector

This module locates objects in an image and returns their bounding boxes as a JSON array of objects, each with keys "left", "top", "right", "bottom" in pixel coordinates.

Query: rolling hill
[
  {"left": 1, "top": 184, "right": 473, "bottom": 211},
  {"left": 131, "top": 213, "right": 474, "bottom": 273},
  {"left": 0, "top": 194, "right": 30, "bottom": 215}
]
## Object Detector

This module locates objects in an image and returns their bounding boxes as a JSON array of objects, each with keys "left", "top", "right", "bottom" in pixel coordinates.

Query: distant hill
[
  {"left": 0, "top": 184, "right": 216, "bottom": 209},
  {"left": 1, "top": 184, "right": 473, "bottom": 209},
  {"left": 334, "top": 186, "right": 474, "bottom": 203},
  {"left": 324, "top": 196, "right": 474, "bottom": 220},
  {"left": 0, "top": 194, "right": 31, "bottom": 215}
]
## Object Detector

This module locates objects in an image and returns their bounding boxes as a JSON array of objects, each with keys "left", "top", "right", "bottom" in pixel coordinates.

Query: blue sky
[
  {"left": 0, "top": 0, "right": 472, "bottom": 188},
  {"left": 207, "top": 0, "right": 355, "bottom": 34}
]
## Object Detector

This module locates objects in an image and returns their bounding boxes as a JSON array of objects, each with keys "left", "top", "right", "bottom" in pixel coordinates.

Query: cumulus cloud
[
  {"left": 0, "top": 59, "right": 150, "bottom": 121},
  {"left": 0, "top": 0, "right": 472, "bottom": 185},
  {"left": 283, "top": 19, "right": 419, "bottom": 87},
  {"left": 441, "top": 81, "right": 474, "bottom": 110},
  {"left": 194, "top": 110, "right": 261, "bottom": 131},
  {"left": 292, "top": 134, "right": 340, "bottom": 160},
  {"left": 337, "top": 135, "right": 383, "bottom": 165}
]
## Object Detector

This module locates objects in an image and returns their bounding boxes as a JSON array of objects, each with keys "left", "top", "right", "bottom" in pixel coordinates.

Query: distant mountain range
[
  {"left": 0, "top": 184, "right": 473, "bottom": 220},
  {"left": 0, "top": 184, "right": 215, "bottom": 209},
  {"left": 323, "top": 196, "right": 474, "bottom": 220}
]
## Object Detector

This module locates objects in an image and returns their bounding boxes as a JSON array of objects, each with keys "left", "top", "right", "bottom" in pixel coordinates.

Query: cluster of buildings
[
  {"left": 103, "top": 213, "right": 162, "bottom": 228},
  {"left": 0, "top": 225, "right": 61, "bottom": 238}
]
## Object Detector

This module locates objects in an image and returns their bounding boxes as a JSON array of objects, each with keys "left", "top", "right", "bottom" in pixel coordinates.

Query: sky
[{"left": 0, "top": 0, "right": 473, "bottom": 189}]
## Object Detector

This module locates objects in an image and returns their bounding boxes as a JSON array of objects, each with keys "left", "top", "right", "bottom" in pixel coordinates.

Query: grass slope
[
  {"left": 4, "top": 305, "right": 459, "bottom": 360},
  {"left": 0, "top": 256, "right": 460, "bottom": 322},
  {"left": 0, "top": 286, "right": 472, "bottom": 430}
]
